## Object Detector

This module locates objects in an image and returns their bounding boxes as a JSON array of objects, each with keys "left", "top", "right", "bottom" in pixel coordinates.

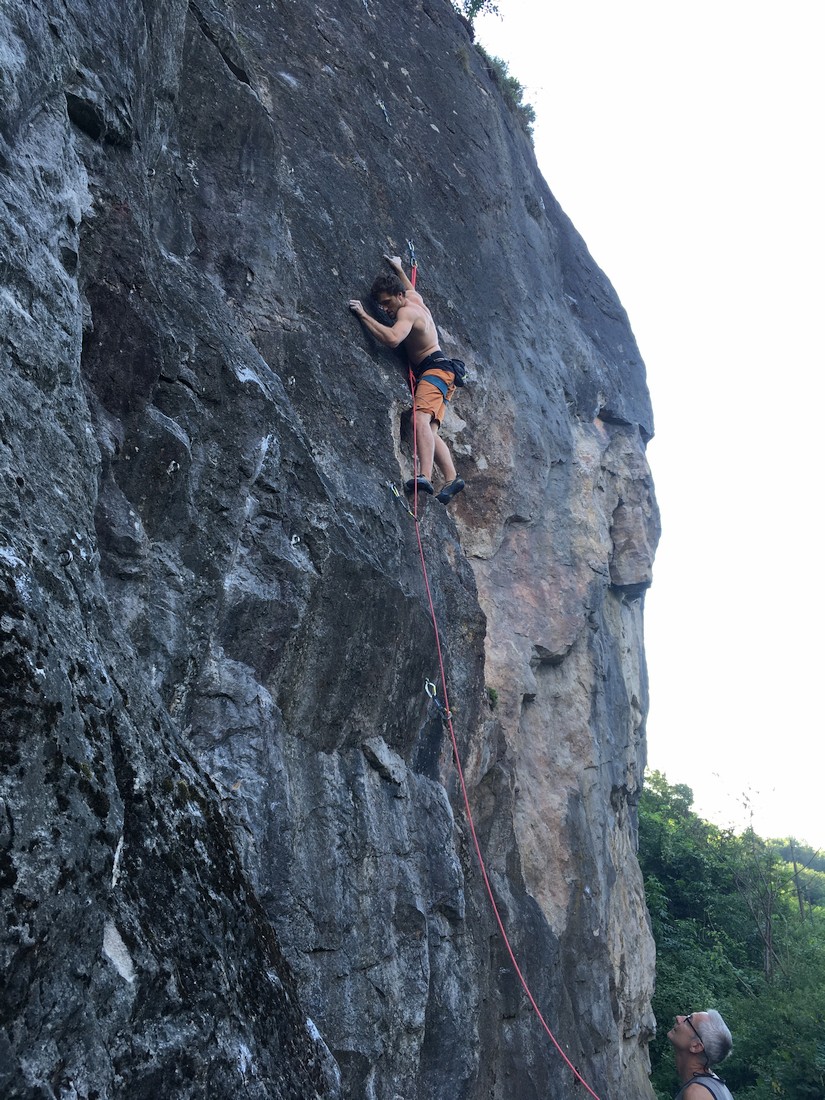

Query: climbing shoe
[
  {"left": 436, "top": 478, "right": 465, "bottom": 504},
  {"left": 405, "top": 476, "right": 434, "bottom": 495}
]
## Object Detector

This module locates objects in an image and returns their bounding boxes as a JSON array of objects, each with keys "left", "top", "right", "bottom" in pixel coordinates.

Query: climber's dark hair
[{"left": 370, "top": 273, "right": 406, "bottom": 299}]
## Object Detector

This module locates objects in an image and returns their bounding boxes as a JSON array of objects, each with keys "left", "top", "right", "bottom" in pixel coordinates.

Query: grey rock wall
[{"left": 1, "top": 0, "right": 660, "bottom": 1097}]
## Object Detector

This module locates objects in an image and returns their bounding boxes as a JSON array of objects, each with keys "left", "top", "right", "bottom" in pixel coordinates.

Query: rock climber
[
  {"left": 348, "top": 254, "right": 465, "bottom": 505},
  {"left": 668, "top": 1011, "right": 735, "bottom": 1099}
]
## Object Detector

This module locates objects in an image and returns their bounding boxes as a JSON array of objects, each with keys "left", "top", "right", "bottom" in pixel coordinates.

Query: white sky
[{"left": 475, "top": 0, "right": 825, "bottom": 848}]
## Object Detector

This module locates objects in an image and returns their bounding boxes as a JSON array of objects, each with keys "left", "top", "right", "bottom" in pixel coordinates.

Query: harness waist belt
[{"left": 413, "top": 350, "right": 450, "bottom": 379}]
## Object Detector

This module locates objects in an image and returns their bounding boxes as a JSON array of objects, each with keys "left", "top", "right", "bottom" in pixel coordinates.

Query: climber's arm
[{"left": 348, "top": 300, "right": 414, "bottom": 348}]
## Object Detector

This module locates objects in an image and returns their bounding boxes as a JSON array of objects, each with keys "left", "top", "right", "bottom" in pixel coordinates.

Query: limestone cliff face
[{"left": 0, "top": 1, "right": 660, "bottom": 1098}]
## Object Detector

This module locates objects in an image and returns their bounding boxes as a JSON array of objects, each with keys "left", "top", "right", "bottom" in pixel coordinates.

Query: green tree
[
  {"left": 475, "top": 46, "right": 536, "bottom": 134},
  {"left": 639, "top": 771, "right": 825, "bottom": 1100},
  {"left": 640, "top": 773, "right": 756, "bottom": 1096},
  {"left": 454, "top": 0, "right": 499, "bottom": 25}
]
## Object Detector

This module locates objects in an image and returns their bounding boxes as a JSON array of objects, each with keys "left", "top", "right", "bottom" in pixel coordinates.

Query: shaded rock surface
[{"left": 1, "top": 0, "right": 661, "bottom": 1097}]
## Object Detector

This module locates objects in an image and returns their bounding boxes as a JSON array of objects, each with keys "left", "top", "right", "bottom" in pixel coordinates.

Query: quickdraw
[
  {"left": 406, "top": 238, "right": 417, "bottom": 287},
  {"left": 389, "top": 480, "right": 416, "bottom": 520},
  {"left": 424, "top": 678, "right": 451, "bottom": 722}
]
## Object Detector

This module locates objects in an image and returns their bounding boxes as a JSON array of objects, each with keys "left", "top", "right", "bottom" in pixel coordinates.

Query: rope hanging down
[{"left": 404, "top": 252, "right": 604, "bottom": 1100}]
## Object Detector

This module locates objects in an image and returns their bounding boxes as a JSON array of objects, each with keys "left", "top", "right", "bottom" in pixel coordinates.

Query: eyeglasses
[
  {"left": 684, "top": 1014, "right": 703, "bottom": 1045},
  {"left": 684, "top": 1013, "right": 710, "bottom": 1066}
]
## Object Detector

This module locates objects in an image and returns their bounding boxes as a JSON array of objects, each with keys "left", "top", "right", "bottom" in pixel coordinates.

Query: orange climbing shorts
[{"left": 413, "top": 368, "right": 455, "bottom": 426}]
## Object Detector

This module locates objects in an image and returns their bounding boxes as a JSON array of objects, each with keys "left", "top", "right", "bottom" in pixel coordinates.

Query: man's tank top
[{"left": 674, "top": 1073, "right": 734, "bottom": 1099}]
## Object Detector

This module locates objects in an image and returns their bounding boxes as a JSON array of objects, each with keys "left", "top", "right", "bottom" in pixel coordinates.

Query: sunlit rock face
[{"left": 0, "top": 0, "right": 659, "bottom": 1097}]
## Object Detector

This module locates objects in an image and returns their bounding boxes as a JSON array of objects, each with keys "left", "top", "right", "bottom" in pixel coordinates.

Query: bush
[
  {"left": 455, "top": 0, "right": 499, "bottom": 24},
  {"left": 476, "top": 46, "right": 535, "bottom": 135}
]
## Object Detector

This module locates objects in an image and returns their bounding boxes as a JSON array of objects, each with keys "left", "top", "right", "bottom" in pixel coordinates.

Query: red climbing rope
[{"left": 405, "top": 262, "right": 603, "bottom": 1100}]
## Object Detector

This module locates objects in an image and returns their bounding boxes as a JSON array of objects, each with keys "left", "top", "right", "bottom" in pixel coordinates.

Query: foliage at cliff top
[
  {"left": 475, "top": 46, "right": 536, "bottom": 134},
  {"left": 639, "top": 771, "right": 825, "bottom": 1100},
  {"left": 451, "top": 4, "right": 535, "bottom": 137},
  {"left": 455, "top": 0, "right": 499, "bottom": 24}
]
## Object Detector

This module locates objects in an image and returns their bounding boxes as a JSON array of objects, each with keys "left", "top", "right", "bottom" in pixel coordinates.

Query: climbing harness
[
  {"left": 411, "top": 355, "right": 468, "bottom": 389},
  {"left": 417, "top": 372, "right": 451, "bottom": 398},
  {"left": 403, "top": 252, "right": 604, "bottom": 1100}
]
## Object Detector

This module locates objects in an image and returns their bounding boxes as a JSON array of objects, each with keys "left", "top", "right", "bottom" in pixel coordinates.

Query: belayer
[
  {"left": 668, "top": 1010, "right": 735, "bottom": 1099},
  {"left": 349, "top": 254, "right": 465, "bottom": 505}
]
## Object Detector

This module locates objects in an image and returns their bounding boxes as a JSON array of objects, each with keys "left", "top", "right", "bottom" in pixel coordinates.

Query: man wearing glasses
[{"left": 668, "top": 1011, "right": 735, "bottom": 1098}]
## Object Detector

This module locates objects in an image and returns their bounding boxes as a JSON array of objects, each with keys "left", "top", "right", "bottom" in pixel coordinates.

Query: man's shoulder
[
  {"left": 397, "top": 301, "right": 431, "bottom": 333},
  {"left": 678, "top": 1078, "right": 733, "bottom": 1099},
  {"left": 398, "top": 299, "right": 427, "bottom": 317}
]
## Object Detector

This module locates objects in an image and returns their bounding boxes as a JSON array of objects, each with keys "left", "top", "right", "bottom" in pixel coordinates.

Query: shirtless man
[{"left": 349, "top": 255, "right": 465, "bottom": 504}]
